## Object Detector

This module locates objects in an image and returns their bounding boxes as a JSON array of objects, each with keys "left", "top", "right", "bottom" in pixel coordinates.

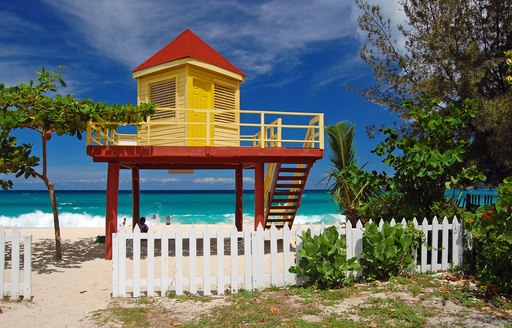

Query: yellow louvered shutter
[
  {"left": 214, "top": 84, "right": 236, "bottom": 123},
  {"left": 149, "top": 78, "right": 176, "bottom": 119}
]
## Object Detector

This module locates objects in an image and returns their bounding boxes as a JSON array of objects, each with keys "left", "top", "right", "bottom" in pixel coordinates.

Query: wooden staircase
[{"left": 263, "top": 163, "right": 312, "bottom": 229}]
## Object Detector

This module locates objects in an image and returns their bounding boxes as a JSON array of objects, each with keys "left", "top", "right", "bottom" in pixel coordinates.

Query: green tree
[
  {"left": 355, "top": 0, "right": 512, "bottom": 183},
  {"left": 325, "top": 121, "right": 382, "bottom": 225},
  {"left": 0, "top": 67, "right": 154, "bottom": 260},
  {"left": 372, "top": 98, "right": 484, "bottom": 218}
]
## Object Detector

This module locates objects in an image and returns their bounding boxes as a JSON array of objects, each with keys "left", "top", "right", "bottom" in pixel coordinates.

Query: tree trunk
[
  {"left": 47, "top": 181, "right": 62, "bottom": 260},
  {"left": 41, "top": 131, "right": 62, "bottom": 260}
]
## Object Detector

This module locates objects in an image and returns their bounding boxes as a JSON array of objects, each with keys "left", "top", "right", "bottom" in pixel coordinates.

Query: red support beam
[
  {"left": 132, "top": 167, "right": 140, "bottom": 230},
  {"left": 105, "top": 162, "right": 120, "bottom": 260},
  {"left": 254, "top": 163, "right": 264, "bottom": 230},
  {"left": 235, "top": 165, "right": 243, "bottom": 231}
]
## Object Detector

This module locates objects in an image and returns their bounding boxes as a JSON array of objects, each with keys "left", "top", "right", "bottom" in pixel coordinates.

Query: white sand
[{"left": 1, "top": 227, "right": 111, "bottom": 327}]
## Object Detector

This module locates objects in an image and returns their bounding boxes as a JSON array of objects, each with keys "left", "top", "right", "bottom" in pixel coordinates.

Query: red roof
[{"left": 133, "top": 29, "right": 245, "bottom": 78}]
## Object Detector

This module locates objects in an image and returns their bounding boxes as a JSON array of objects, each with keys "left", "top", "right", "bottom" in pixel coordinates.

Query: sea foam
[
  {"left": 0, "top": 211, "right": 344, "bottom": 228},
  {"left": 0, "top": 210, "right": 113, "bottom": 228}
]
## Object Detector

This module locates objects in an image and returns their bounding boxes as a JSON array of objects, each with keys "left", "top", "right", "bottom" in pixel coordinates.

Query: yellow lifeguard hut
[
  {"left": 132, "top": 29, "right": 244, "bottom": 147},
  {"left": 87, "top": 29, "right": 324, "bottom": 259}
]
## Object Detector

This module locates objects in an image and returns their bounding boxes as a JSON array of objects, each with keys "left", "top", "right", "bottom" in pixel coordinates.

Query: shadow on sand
[{"left": 30, "top": 237, "right": 105, "bottom": 274}]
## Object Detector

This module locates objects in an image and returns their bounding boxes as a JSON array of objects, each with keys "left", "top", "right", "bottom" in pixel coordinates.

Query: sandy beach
[
  {"left": 1, "top": 227, "right": 113, "bottom": 327},
  {"left": 1, "top": 224, "right": 294, "bottom": 327}
]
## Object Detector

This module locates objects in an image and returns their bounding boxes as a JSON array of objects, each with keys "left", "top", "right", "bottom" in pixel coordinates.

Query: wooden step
[
  {"left": 279, "top": 167, "right": 309, "bottom": 173},
  {"left": 275, "top": 183, "right": 303, "bottom": 189},
  {"left": 268, "top": 210, "right": 296, "bottom": 216},
  {"left": 273, "top": 191, "right": 301, "bottom": 196},
  {"left": 270, "top": 205, "right": 298, "bottom": 210},
  {"left": 277, "top": 176, "right": 306, "bottom": 181},
  {"left": 266, "top": 218, "right": 294, "bottom": 223},
  {"left": 271, "top": 200, "right": 299, "bottom": 204}
]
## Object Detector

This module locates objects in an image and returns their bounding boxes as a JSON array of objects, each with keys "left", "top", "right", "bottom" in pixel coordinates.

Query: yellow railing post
[
  {"left": 276, "top": 118, "right": 282, "bottom": 147},
  {"left": 86, "top": 121, "right": 92, "bottom": 145},
  {"left": 260, "top": 112, "right": 265, "bottom": 148},
  {"left": 319, "top": 114, "right": 324, "bottom": 150},
  {"left": 147, "top": 116, "right": 151, "bottom": 145},
  {"left": 206, "top": 110, "right": 211, "bottom": 146}
]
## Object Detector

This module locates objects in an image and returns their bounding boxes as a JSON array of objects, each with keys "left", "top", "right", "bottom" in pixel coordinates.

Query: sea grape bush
[
  {"left": 359, "top": 222, "right": 424, "bottom": 281},
  {"left": 465, "top": 177, "right": 512, "bottom": 294},
  {"left": 289, "top": 226, "right": 359, "bottom": 289}
]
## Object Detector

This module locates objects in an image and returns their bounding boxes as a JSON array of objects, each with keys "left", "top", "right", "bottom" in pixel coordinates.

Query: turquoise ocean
[
  {"left": 0, "top": 189, "right": 497, "bottom": 228},
  {"left": 0, "top": 190, "right": 342, "bottom": 228}
]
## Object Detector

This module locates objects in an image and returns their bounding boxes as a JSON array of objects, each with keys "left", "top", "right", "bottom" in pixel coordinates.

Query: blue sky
[{"left": 2, "top": 0, "right": 403, "bottom": 190}]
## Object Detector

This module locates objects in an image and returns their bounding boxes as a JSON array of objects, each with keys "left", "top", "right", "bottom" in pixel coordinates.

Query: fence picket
[
  {"left": 217, "top": 229, "right": 225, "bottom": 295},
  {"left": 441, "top": 217, "right": 449, "bottom": 270},
  {"left": 452, "top": 216, "right": 462, "bottom": 267},
  {"left": 133, "top": 225, "right": 141, "bottom": 297},
  {"left": 175, "top": 225, "right": 183, "bottom": 295},
  {"left": 119, "top": 228, "right": 127, "bottom": 297},
  {"left": 421, "top": 218, "right": 429, "bottom": 272},
  {"left": 161, "top": 228, "right": 169, "bottom": 294},
  {"left": 354, "top": 221, "right": 364, "bottom": 259},
  {"left": 147, "top": 228, "right": 155, "bottom": 296},
  {"left": 203, "top": 226, "right": 211, "bottom": 296},
  {"left": 243, "top": 227, "right": 252, "bottom": 291},
  {"left": 190, "top": 228, "right": 197, "bottom": 294},
  {"left": 270, "top": 225, "right": 278, "bottom": 286},
  {"left": 294, "top": 224, "right": 303, "bottom": 285},
  {"left": 432, "top": 217, "right": 440, "bottom": 272},
  {"left": 283, "top": 224, "right": 292, "bottom": 285},
  {"left": 230, "top": 226, "right": 238, "bottom": 293},
  {"left": 112, "top": 232, "right": 119, "bottom": 297},
  {"left": 0, "top": 228, "right": 4, "bottom": 297},
  {"left": 345, "top": 220, "right": 353, "bottom": 259}
]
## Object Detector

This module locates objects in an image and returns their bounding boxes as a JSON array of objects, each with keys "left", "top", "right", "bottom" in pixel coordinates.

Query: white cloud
[
  {"left": 139, "top": 177, "right": 181, "bottom": 183},
  {"left": 243, "top": 177, "right": 254, "bottom": 184},
  {"left": 41, "top": 0, "right": 358, "bottom": 77},
  {"left": 193, "top": 177, "right": 234, "bottom": 184},
  {"left": 57, "top": 178, "right": 107, "bottom": 184}
]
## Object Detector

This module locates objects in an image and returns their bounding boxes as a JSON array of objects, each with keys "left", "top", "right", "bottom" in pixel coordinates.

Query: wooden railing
[{"left": 87, "top": 108, "right": 324, "bottom": 149}]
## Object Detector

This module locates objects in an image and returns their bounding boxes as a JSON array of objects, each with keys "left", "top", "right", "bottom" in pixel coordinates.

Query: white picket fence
[
  {"left": 0, "top": 227, "right": 32, "bottom": 300},
  {"left": 112, "top": 216, "right": 462, "bottom": 297}
]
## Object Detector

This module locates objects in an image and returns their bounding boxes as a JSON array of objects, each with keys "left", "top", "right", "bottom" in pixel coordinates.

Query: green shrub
[
  {"left": 464, "top": 177, "right": 512, "bottom": 294},
  {"left": 359, "top": 222, "right": 423, "bottom": 281},
  {"left": 289, "top": 226, "right": 360, "bottom": 289}
]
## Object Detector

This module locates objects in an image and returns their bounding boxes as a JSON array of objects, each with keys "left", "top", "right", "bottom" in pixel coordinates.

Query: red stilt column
[
  {"left": 254, "top": 163, "right": 264, "bottom": 230},
  {"left": 235, "top": 165, "right": 243, "bottom": 231},
  {"left": 105, "top": 162, "right": 120, "bottom": 260},
  {"left": 132, "top": 167, "right": 140, "bottom": 230}
]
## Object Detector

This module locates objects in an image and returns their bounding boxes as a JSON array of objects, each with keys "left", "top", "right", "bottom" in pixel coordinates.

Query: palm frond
[{"left": 325, "top": 121, "right": 355, "bottom": 172}]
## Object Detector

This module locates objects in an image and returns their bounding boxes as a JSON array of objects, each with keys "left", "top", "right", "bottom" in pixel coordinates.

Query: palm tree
[{"left": 325, "top": 121, "right": 379, "bottom": 225}]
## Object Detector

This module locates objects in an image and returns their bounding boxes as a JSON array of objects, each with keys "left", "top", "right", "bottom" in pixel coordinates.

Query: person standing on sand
[{"left": 166, "top": 215, "right": 171, "bottom": 225}]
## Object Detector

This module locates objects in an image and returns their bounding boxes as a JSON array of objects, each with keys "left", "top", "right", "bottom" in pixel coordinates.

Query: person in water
[{"left": 138, "top": 217, "right": 149, "bottom": 233}]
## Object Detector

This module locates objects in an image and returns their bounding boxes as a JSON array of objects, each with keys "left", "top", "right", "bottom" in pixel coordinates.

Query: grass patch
[
  {"left": 91, "top": 304, "right": 149, "bottom": 328},
  {"left": 352, "top": 297, "right": 433, "bottom": 327},
  {"left": 318, "top": 286, "right": 360, "bottom": 306},
  {"left": 165, "top": 291, "right": 214, "bottom": 303},
  {"left": 91, "top": 274, "right": 512, "bottom": 327}
]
